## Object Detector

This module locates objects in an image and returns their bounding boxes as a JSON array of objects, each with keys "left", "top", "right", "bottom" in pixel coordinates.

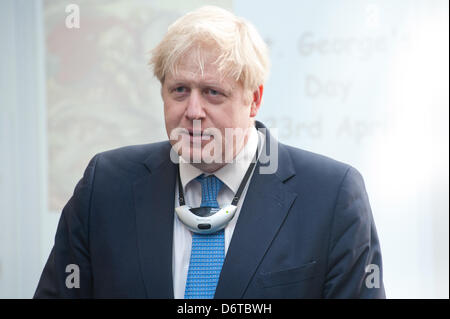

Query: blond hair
[{"left": 149, "top": 6, "right": 270, "bottom": 93}]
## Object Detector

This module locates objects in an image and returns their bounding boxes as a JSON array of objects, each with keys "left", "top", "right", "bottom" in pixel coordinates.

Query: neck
[{"left": 191, "top": 162, "right": 227, "bottom": 174}]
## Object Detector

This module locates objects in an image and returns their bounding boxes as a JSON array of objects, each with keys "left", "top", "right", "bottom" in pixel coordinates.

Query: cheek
[
  {"left": 208, "top": 108, "right": 232, "bottom": 129},
  {"left": 163, "top": 103, "right": 171, "bottom": 123},
  {"left": 228, "top": 102, "right": 252, "bottom": 127},
  {"left": 164, "top": 101, "right": 183, "bottom": 124}
]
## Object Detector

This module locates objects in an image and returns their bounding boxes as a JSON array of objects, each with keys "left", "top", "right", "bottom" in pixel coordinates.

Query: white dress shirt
[{"left": 172, "top": 126, "right": 263, "bottom": 299}]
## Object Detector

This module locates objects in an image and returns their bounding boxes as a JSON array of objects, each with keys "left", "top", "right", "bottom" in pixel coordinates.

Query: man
[{"left": 35, "top": 6, "right": 385, "bottom": 298}]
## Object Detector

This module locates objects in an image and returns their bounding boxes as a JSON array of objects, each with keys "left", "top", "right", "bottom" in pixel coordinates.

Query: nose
[{"left": 185, "top": 90, "right": 206, "bottom": 120}]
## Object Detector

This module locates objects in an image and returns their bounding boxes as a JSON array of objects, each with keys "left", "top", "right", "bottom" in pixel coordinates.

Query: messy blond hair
[{"left": 149, "top": 6, "right": 270, "bottom": 93}]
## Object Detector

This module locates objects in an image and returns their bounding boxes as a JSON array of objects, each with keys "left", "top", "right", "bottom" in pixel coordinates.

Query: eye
[
  {"left": 174, "top": 86, "right": 186, "bottom": 93},
  {"left": 206, "top": 88, "right": 222, "bottom": 96},
  {"left": 170, "top": 86, "right": 189, "bottom": 101}
]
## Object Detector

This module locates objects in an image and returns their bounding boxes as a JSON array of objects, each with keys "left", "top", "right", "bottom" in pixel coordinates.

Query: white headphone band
[{"left": 176, "top": 142, "right": 261, "bottom": 234}]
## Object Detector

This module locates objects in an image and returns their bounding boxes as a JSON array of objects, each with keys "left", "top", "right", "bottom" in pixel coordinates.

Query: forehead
[{"left": 165, "top": 48, "right": 237, "bottom": 89}]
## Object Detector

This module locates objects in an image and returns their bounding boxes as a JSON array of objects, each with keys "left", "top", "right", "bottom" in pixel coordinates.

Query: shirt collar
[{"left": 179, "top": 126, "right": 260, "bottom": 194}]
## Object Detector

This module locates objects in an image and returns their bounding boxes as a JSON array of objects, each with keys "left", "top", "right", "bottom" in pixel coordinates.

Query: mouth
[
  {"left": 186, "top": 129, "right": 212, "bottom": 138},
  {"left": 187, "top": 130, "right": 202, "bottom": 137}
]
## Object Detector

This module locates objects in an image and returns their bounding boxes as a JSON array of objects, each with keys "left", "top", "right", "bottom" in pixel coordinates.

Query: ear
[{"left": 250, "top": 85, "right": 264, "bottom": 118}]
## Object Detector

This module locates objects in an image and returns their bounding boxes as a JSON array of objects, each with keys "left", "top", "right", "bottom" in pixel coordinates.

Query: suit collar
[
  {"left": 215, "top": 121, "right": 298, "bottom": 298},
  {"left": 142, "top": 141, "right": 175, "bottom": 174},
  {"left": 254, "top": 120, "right": 295, "bottom": 183},
  {"left": 134, "top": 122, "right": 297, "bottom": 299}
]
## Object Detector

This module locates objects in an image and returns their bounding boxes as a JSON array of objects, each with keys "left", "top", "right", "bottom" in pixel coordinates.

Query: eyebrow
[{"left": 167, "top": 79, "right": 233, "bottom": 93}]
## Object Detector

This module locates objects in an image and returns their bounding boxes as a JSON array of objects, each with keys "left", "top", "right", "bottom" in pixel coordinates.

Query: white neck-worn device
[{"left": 175, "top": 144, "right": 260, "bottom": 234}]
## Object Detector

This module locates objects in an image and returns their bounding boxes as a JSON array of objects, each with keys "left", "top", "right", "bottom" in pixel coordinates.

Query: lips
[
  {"left": 188, "top": 130, "right": 202, "bottom": 137},
  {"left": 186, "top": 129, "right": 210, "bottom": 137}
]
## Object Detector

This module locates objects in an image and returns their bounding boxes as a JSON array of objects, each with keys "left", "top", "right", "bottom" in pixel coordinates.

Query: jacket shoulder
[
  {"left": 283, "top": 144, "right": 351, "bottom": 173},
  {"left": 98, "top": 141, "right": 170, "bottom": 162},
  {"left": 279, "top": 143, "right": 358, "bottom": 187},
  {"left": 92, "top": 141, "right": 172, "bottom": 176}
]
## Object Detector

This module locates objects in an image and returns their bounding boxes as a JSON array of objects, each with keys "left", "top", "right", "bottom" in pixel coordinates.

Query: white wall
[
  {"left": 234, "top": 0, "right": 449, "bottom": 298},
  {"left": 0, "top": 0, "right": 47, "bottom": 298}
]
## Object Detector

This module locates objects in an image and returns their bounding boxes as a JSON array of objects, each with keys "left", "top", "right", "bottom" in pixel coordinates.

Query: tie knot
[{"left": 195, "top": 174, "right": 223, "bottom": 208}]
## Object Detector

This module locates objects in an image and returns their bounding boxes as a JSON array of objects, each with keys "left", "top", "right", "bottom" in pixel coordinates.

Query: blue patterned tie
[{"left": 184, "top": 174, "right": 225, "bottom": 299}]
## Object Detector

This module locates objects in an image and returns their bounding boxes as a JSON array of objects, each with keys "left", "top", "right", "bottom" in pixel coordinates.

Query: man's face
[{"left": 162, "top": 49, "right": 257, "bottom": 168}]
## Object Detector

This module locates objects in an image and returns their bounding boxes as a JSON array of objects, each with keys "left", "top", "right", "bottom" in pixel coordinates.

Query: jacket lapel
[
  {"left": 132, "top": 123, "right": 297, "bottom": 299},
  {"left": 133, "top": 143, "right": 176, "bottom": 298},
  {"left": 215, "top": 123, "right": 298, "bottom": 298}
]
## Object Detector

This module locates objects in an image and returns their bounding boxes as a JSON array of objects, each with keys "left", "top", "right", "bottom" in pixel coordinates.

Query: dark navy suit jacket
[{"left": 34, "top": 121, "right": 385, "bottom": 298}]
